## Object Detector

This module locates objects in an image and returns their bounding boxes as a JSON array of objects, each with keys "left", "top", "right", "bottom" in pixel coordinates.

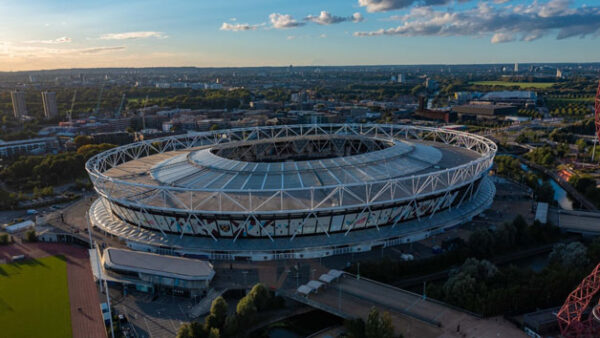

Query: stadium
[{"left": 86, "top": 124, "right": 496, "bottom": 261}]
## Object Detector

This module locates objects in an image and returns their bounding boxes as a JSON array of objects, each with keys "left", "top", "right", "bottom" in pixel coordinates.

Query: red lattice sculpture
[{"left": 557, "top": 263, "right": 600, "bottom": 337}]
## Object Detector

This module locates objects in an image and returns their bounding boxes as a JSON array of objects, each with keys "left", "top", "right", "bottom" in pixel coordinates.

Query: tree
[
  {"left": 365, "top": 307, "right": 394, "bottom": 338},
  {"left": 549, "top": 242, "right": 589, "bottom": 268},
  {"left": 176, "top": 322, "right": 206, "bottom": 338},
  {"left": 248, "top": 283, "right": 269, "bottom": 311},
  {"left": 344, "top": 318, "right": 366, "bottom": 338},
  {"left": 235, "top": 295, "right": 257, "bottom": 328},
  {"left": 207, "top": 328, "right": 220, "bottom": 338},
  {"left": 576, "top": 138, "right": 587, "bottom": 155},
  {"left": 468, "top": 229, "right": 496, "bottom": 258},
  {"left": 74, "top": 135, "right": 93, "bottom": 149},
  {"left": 222, "top": 315, "right": 239, "bottom": 337},
  {"left": 206, "top": 296, "right": 228, "bottom": 329},
  {"left": 380, "top": 312, "right": 394, "bottom": 338},
  {"left": 0, "top": 233, "right": 11, "bottom": 245},
  {"left": 25, "top": 230, "right": 37, "bottom": 242}
]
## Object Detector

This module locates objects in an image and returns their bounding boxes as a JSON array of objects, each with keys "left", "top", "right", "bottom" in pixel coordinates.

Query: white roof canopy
[{"left": 297, "top": 284, "right": 313, "bottom": 295}]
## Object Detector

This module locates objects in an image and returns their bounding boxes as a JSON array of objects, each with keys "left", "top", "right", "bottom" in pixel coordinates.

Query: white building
[{"left": 95, "top": 247, "right": 215, "bottom": 297}]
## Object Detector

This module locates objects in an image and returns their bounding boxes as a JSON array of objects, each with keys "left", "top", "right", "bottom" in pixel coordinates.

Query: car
[
  {"left": 26, "top": 209, "right": 38, "bottom": 215},
  {"left": 400, "top": 253, "right": 414, "bottom": 261}
]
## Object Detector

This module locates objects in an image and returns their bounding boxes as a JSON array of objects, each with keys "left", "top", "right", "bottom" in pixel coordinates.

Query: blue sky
[{"left": 0, "top": 0, "right": 599, "bottom": 71}]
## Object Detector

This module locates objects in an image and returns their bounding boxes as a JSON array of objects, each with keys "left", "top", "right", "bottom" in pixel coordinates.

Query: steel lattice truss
[
  {"left": 86, "top": 124, "right": 496, "bottom": 217},
  {"left": 557, "top": 263, "right": 600, "bottom": 337}
]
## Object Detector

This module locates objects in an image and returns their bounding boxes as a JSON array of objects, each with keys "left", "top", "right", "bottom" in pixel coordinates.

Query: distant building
[
  {"left": 425, "top": 78, "right": 437, "bottom": 90},
  {"left": 0, "top": 137, "right": 60, "bottom": 158},
  {"left": 514, "top": 63, "right": 519, "bottom": 72},
  {"left": 454, "top": 92, "right": 475, "bottom": 104},
  {"left": 453, "top": 102, "right": 518, "bottom": 120},
  {"left": 479, "top": 91, "right": 537, "bottom": 107},
  {"left": 415, "top": 96, "right": 454, "bottom": 122},
  {"left": 556, "top": 69, "right": 563, "bottom": 79},
  {"left": 90, "top": 132, "right": 134, "bottom": 146},
  {"left": 41, "top": 91, "right": 58, "bottom": 119},
  {"left": 397, "top": 74, "right": 404, "bottom": 83},
  {"left": 10, "top": 91, "right": 27, "bottom": 118}
]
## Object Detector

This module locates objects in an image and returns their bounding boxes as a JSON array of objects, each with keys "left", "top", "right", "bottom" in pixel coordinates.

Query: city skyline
[{"left": 1, "top": 0, "right": 600, "bottom": 71}]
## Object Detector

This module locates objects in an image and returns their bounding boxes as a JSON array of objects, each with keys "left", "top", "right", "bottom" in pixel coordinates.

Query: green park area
[
  {"left": 0, "top": 255, "right": 72, "bottom": 338},
  {"left": 471, "top": 81, "right": 556, "bottom": 88}
]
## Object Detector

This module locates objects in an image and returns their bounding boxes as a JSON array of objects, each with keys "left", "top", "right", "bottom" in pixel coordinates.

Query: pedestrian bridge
[
  {"left": 280, "top": 272, "right": 527, "bottom": 338},
  {"left": 557, "top": 209, "right": 600, "bottom": 235}
]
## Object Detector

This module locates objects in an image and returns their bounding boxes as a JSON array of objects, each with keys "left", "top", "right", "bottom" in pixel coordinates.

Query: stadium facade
[{"left": 86, "top": 124, "right": 496, "bottom": 261}]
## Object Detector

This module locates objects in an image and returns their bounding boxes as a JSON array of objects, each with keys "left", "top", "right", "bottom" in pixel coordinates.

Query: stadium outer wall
[{"left": 86, "top": 124, "right": 496, "bottom": 261}]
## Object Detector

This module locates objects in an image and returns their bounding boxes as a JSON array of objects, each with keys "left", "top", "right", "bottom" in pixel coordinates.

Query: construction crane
[
  {"left": 94, "top": 84, "right": 104, "bottom": 115},
  {"left": 66, "top": 90, "right": 77, "bottom": 122},
  {"left": 116, "top": 93, "right": 126, "bottom": 117},
  {"left": 593, "top": 81, "right": 600, "bottom": 161},
  {"left": 141, "top": 95, "right": 149, "bottom": 130}
]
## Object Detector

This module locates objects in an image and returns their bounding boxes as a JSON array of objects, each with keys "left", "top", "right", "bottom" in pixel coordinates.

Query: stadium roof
[{"left": 149, "top": 140, "right": 443, "bottom": 190}]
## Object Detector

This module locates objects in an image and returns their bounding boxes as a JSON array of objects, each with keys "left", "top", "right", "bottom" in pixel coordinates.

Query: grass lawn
[
  {"left": 0, "top": 255, "right": 72, "bottom": 338},
  {"left": 471, "top": 81, "right": 556, "bottom": 89}
]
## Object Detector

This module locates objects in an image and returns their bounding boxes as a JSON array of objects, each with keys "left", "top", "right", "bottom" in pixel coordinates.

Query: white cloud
[
  {"left": 0, "top": 42, "right": 125, "bottom": 58},
  {"left": 305, "top": 11, "right": 365, "bottom": 25},
  {"left": 269, "top": 13, "right": 305, "bottom": 29},
  {"left": 79, "top": 46, "right": 126, "bottom": 54},
  {"left": 220, "top": 22, "right": 263, "bottom": 31},
  {"left": 352, "top": 13, "right": 365, "bottom": 23},
  {"left": 358, "top": 0, "right": 469, "bottom": 13},
  {"left": 354, "top": 0, "right": 600, "bottom": 43},
  {"left": 100, "top": 31, "right": 167, "bottom": 40},
  {"left": 24, "top": 36, "right": 72, "bottom": 44},
  {"left": 491, "top": 32, "right": 515, "bottom": 43}
]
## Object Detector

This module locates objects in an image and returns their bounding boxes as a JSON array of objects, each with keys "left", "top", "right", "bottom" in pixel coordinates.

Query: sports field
[
  {"left": 471, "top": 81, "right": 556, "bottom": 88},
  {"left": 0, "top": 255, "right": 72, "bottom": 338}
]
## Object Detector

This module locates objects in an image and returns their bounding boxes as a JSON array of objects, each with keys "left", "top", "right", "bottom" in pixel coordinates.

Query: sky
[{"left": 0, "top": 0, "right": 599, "bottom": 71}]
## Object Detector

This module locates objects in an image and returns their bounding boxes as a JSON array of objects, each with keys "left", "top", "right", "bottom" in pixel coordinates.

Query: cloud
[
  {"left": 354, "top": 0, "right": 600, "bottom": 43},
  {"left": 305, "top": 11, "right": 364, "bottom": 25},
  {"left": 24, "top": 36, "right": 72, "bottom": 44},
  {"left": 269, "top": 13, "right": 305, "bottom": 29},
  {"left": 491, "top": 32, "right": 514, "bottom": 43},
  {"left": 358, "top": 0, "right": 469, "bottom": 12},
  {"left": 79, "top": 46, "right": 126, "bottom": 54},
  {"left": 220, "top": 22, "right": 263, "bottom": 31},
  {"left": 100, "top": 31, "right": 167, "bottom": 40},
  {"left": 352, "top": 13, "right": 365, "bottom": 23},
  {"left": 0, "top": 41, "right": 125, "bottom": 58}
]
